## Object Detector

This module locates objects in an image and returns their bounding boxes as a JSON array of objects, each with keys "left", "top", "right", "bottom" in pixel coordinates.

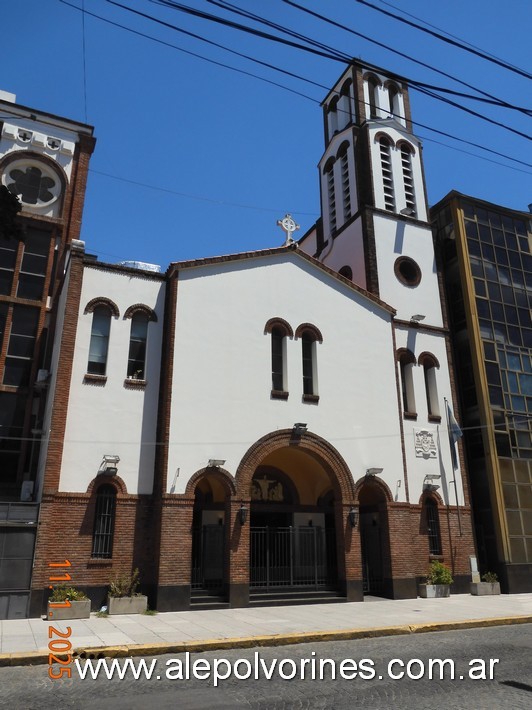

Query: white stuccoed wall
[
  {"left": 394, "top": 326, "right": 464, "bottom": 506},
  {"left": 167, "top": 251, "right": 406, "bottom": 499},
  {"left": 58, "top": 265, "right": 165, "bottom": 494},
  {"left": 372, "top": 213, "right": 443, "bottom": 326}
]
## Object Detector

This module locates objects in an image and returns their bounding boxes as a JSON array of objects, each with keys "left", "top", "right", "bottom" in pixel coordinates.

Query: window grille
[
  {"left": 340, "top": 152, "right": 351, "bottom": 221},
  {"left": 426, "top": 499, "right": 442, "bottom": 556},
  {"left": 401, "top": 145, "right": 416, "bottom": 217},
  {"left": 379, "top": 139, "right": 395, "bottom": 211},
  {"left": 92, "top": 485, "right": 116, "bottom": 558}
]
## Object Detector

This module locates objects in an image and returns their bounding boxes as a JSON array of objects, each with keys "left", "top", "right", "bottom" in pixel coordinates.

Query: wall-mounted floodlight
[
  {"left": 293, "top": 423, "right": 308, "bottom": 434},
  {"left": 366, "top": 468, "right": 383, "bottom": 477},
  {"left": 410, "top": 314, "right": 425, "bottom": 323},
  {"left": 400, "top": 207, "right": 415, "bottom": 216},
  {"left": 208, "top": 459, "right": 226, "bottom": 468},
  {"left": 99, "top": 454, "right": 120, "bottom": 475},
  {"left": 424, "top": 474, "right": 441, "bottom": 481},
  {"left": 424, "top": 483, "right": 440, "bottom": 492}
]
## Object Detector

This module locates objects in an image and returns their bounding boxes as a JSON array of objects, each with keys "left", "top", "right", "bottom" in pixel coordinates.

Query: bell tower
[{"left": 303, "top": 60, "right": 441, "bottom": 328}]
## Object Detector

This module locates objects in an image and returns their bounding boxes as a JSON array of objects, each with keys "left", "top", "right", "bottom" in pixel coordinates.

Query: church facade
[{"left": 3, "top": 62, "right": 476, "bottom": 616}]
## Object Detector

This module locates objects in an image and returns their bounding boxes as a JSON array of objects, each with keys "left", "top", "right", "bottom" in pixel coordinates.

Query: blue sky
[{"left": 3, "top": 0, "right": 531, "bottom": 268}]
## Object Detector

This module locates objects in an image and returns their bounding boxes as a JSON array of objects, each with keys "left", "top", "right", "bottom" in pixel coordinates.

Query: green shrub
[
  {"left": 109, "top": 568, "right": 140, "bottom": 598},
  {"left": 481, "top": 571, "right": 498, "bottom": 583},
  {"left": 426, "top": 561, "right": 453, "bottom": 585},
  {"left": 49, "top": 584, "right": 87, "bottom": 601}
]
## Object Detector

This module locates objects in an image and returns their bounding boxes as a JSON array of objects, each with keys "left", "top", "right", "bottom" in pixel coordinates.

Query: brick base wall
[{"left": 32, "top": 488, "right": 476, "bottom": 615}]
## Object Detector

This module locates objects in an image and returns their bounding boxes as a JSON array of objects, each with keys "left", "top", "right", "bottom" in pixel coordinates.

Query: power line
[
  {"left": 376, "top": 0, "right": 529, "bottom": 74},
  {"left": 62, "top": 1, "right": 532, "bottom": 171},
  {"left": 122, "top": 0, "right": 532, "bottom": 143},
  {"left": 59, "top": 0, "right": 319, "bottom": 103},
  {"left": 279, "top": 0, "right": 532, "bottom": 130},
  {"left": 158, "top": 0, "right": 528, "bottom": 122},
  {"left": 355, "top": 0, "right": 532, "bottom": 81},
  {"left": 215, "top": 0, "right": 532, "bottom": 115},
  {"left": 89, "top": 168, "right": 319, "bottom": 215},
  {"left": 81, "top": 0, "right": 88, "bottom": 122}
]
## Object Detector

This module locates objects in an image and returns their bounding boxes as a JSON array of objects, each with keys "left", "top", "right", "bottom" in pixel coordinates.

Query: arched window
[
  {"left": 419, "top": 353, "right": 440, "bottom": 419},
  {"left": 92, "top": 484, "right": 117, "bottom": 558},
  {"left": 338, "top": 80, "right": 353, "bottom": 129},
  {"left": 327, "top": 96, "right": 339, "bottom": 136},
  {"left": 324, "top": 158, "right": 336, "bottom": 233},
  {"left": 398, "top": 349, "right": 416, "bottom": 417},
  {"left": 337, "top": 142, "right": 351, "bottom": 222},
  {"left": 127, "top": 311, "right": 149, "bottom": 379},
  {"left": 387, "top": 83, "right": 401, "bottom": 118},
  {"left": 400, "top": 143, "right": 416, "bottom": 217},
  {"left": 379, "top": 138, "right": 395, "bottom": 211},
  {"left": 296, "top": 324, "right": 323, "bottom": 401},
  {"left": 271, "top": 326, "right": 285, "bottom": 392},
  {"left": 424, "top": 497, "right": 442, "bottom": 556},
  {"left": 339, "top": 265, "right": 353, "bottom": 280},
  {"left": 264, "top": 318, "right": 293, "bottom": 397},
  {"left": 88, "top": 305, "right": 112, "bottom": 375},
  {"left": 367, "top": 76, "right": 380, "bottom": 118}
]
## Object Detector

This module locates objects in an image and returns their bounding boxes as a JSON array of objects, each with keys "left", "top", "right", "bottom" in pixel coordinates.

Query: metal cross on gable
[{"left": 277, "top": 213, "right": 300, "bottom": 246}]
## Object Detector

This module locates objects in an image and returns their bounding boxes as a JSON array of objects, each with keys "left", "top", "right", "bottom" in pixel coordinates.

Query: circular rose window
[
  {"left": 394, "top": 256, "right": 422, "bottom": 286},
  {"left": 2, "top": 159, "right": 61, "bottom": 209}
]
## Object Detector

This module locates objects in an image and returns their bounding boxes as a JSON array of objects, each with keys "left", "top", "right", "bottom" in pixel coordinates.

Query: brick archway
[
  {"left": 185, "top": 466, "right": 236, "bottom": 498},
  {"left": 229, "top": 429, "right": 361, "bottom": 606},
  {"left": 235, "top": 428, "right": 356, "bottom": 503}
]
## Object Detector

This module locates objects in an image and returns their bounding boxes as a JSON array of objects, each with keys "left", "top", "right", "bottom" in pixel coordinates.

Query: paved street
[{"left": 1, "top": 625, "right": 531, "bottom": 709}]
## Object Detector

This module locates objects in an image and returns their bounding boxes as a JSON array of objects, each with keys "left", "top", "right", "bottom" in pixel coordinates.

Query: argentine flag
[{"left": 446, "top": 401, "right": 463, "bottom": 470}]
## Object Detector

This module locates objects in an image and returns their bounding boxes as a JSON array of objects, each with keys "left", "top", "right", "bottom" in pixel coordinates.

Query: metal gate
[
  {"left": 250, "top": 526, "right": 336, "bottom": 589},
  {"left": 0, "top": 503, "right": 39, "bottom": 619},
  {"left": 361, "top": 517, "right": 384, "bottom": 595},
  {"left": 191, "top": 525, "right": 224, "bottom": 591}
]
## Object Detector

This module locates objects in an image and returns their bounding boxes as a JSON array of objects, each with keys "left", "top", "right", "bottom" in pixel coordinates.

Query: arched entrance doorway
[
  {"left": 190, "top": 474, "right": 228, "bottom": 597},
  {"left": 248, "top": 447, "right": 338, "bottom": 597},
  {"left": 358, "top": 479, "right": 391, "bottom": 597}
]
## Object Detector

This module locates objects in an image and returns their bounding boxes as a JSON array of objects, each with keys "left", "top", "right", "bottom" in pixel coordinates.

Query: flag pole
[{"left": 445, "top": 397, "right": 462, "bottom": 536}]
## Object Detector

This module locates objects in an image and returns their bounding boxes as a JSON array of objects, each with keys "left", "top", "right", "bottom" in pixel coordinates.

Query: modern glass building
[{"left": 432, "top": 191, "right": 532, "bottom": 592}]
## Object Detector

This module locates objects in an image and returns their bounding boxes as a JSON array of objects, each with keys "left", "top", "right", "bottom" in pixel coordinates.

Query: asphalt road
[{"left": 1, "top": 624, "right": 531, "bottom": 709}]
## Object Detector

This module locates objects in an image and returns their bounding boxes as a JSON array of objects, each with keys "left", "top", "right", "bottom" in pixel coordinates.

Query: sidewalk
[{"left": 1, "top": 593, "right": 531, "bottom": 667}]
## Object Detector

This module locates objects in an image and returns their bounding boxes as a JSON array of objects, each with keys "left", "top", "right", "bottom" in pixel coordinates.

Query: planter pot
[
  {"left": 47, "top": 599, "right": 91, "bottom": 621},
  {"left": 419, "top": 584, "right": 450, "bottom": 598},
  {"left": 107, "top": 595, "right": 148, "bottom": 615},
  {"left": 470, "top": 582, "right": 501, "bottom": 596}
]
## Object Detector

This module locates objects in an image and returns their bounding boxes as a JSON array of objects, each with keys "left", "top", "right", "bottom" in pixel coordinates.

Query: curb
[{"left": 0, "top": 615, "right": 531, "bottom": 668}]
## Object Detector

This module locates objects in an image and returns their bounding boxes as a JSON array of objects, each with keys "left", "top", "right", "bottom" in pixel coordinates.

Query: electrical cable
[
  {"left": 376, "top": 0, "right": 529, "bottom": 73},
  {"left": 279, "top": 0, "right": 532, "bottom": 121},
  {"left": 214, "top": 0, "right": 532, "bottom": 115},
  {"left": 355, "top": 0, "right": 532, "bottom": 81},
  {"left": 60, "top": 0, "right": 532, "bottom": 170},
  {"left": 89, "top": 168, "right": 319, "bottom": 215}
]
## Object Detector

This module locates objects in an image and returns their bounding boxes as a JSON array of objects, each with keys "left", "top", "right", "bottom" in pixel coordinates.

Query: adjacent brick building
[{"left": 0, "top": 90, "right": 94, "bottom": 618}]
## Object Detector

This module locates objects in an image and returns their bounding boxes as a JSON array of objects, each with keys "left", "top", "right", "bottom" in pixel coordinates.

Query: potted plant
[
  {"left": 471, "top": 571, "right": 501, "bottom": 596},
  {"left": 107, "top": 568, "right": 148, "bottom": 615},
  {"left": 47, "top": 584, "right": 90, "bottom": 620},
  {"left": 419, "top": 561, "right": 453, "bottom": 598}
]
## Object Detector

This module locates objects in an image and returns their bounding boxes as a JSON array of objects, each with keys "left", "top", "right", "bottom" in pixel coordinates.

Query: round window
[
  {"left": 2, "top": 159, "right": 61, "bottom": 209},
  {"left": 394, "top": 256, "right": 421, "bottom": 286}
]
